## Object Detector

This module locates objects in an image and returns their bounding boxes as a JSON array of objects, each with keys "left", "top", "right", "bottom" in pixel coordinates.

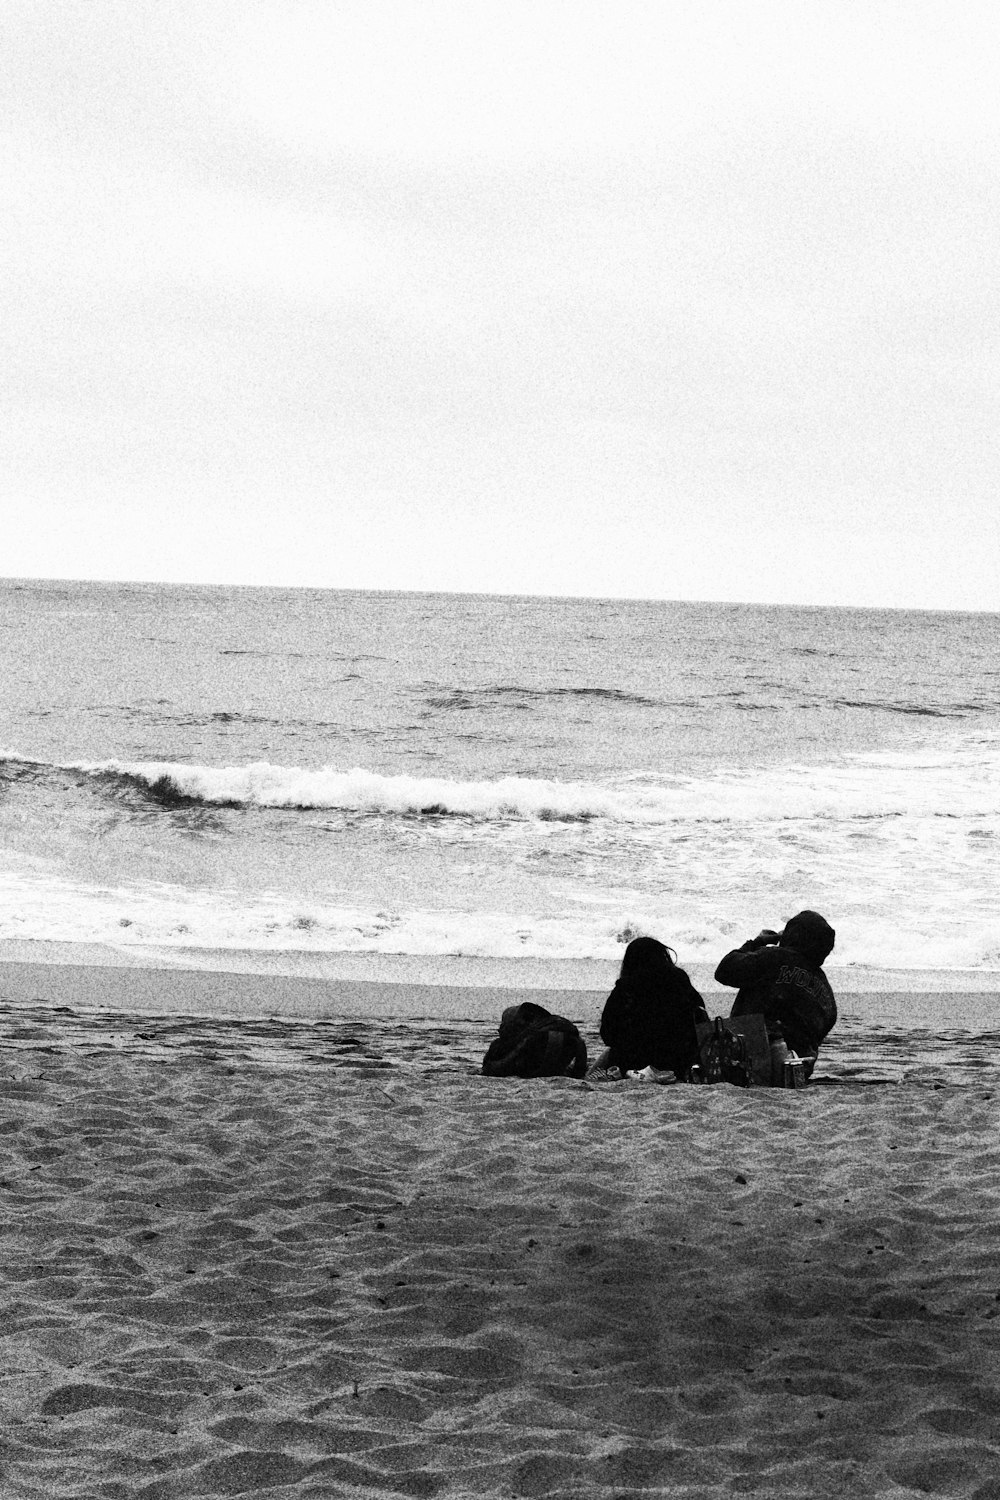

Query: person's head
[
  {"left": 781, "top": 910, "right": 835, "bottom": 963},
  {"left": 619, "top": 935, "right": 677, "bottom": 984}
]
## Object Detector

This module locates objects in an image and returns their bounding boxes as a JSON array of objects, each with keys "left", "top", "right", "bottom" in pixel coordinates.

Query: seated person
[
  {"left": 714, "top": 911, "right": 837, "bottom": 1082},
  {"left": 596, "top": 936, "right": 709, "bottom": 1079}
]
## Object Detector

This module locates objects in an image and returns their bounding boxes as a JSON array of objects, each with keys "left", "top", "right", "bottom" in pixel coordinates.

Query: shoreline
[
  {"left": 4, "top": 935, "right": 1000, "bottom": 992},
  {"left": 0, "top": 940, "right": 998, "bottom": 1030}
]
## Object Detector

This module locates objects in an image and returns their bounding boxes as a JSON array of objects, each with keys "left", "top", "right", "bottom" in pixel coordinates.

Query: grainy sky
[{"left": 5, "top": 1, "right": 999, "bottom": 608}]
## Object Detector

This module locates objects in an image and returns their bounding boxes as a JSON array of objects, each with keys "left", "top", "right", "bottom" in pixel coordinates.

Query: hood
[{"left": 781, "top": 910, "right": 835, "bottom": 963}]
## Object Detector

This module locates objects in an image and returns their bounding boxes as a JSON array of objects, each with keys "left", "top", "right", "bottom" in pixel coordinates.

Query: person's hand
[{"left": 755, "top": 928, "right": 781, "bottom": 945}]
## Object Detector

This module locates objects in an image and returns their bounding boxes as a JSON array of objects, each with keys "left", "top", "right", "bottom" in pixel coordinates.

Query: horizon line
[{"left": 1, "top": 572, "right": 996, "bottom": 618}]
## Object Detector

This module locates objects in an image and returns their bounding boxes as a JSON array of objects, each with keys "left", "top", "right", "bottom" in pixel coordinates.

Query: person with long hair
[{"left": 595, "top": 935, "right": 709, "bottom": 1080}]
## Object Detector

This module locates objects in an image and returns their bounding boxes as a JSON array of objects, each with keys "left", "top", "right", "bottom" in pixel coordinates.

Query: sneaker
[{"left": 584, "top": 1063, "right": 624, "bottom": 1083}]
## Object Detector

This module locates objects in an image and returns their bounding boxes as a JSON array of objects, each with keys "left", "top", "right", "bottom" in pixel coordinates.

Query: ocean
[{"left": 1, "top": 577, "right": 998, "bottom": 985}]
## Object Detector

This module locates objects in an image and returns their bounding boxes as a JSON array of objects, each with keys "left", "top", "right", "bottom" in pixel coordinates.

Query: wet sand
[{"left": 0, "top": 960, "right": 999, "bottom": 1497}]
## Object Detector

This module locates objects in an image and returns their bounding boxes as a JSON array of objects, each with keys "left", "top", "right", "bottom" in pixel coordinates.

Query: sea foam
[{"left": 2, "top": 865, "right": 999, "bottom": 972}]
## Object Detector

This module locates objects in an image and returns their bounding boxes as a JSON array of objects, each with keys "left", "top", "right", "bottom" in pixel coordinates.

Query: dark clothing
[
  {"left": 714, "top": 939, "right": 837, "bottom": 1058},
  {"left": 599, "top": 967, "right": 709, "bottom": 1076},
  {"left": 779, "top": 910, "right": 836, "bottom": 965}
]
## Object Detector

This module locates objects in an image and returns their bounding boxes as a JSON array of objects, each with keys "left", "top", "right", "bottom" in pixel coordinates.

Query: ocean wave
[
  {"left": 833, "top": 698, "right": 970, "bottom": 718},
  {"left": 3, "top": 747, "right": 1000, "bottom": 825},
  {"left": 423, "top": 685, "right": 660, "bottom": 710},
  {"left": 98, "top": 762, "right": 611, "bottom": 819},
  {"left": 0, "top": 754, "right": 612, "bottom": 820}
]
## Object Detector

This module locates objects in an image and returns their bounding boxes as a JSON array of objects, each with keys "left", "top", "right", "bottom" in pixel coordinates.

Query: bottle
[
  {"left": 782, "top": 1053, "right": 806, "bottom": 1089},
  {"left": 769, "top": 1036, "right": 790, "bottom": 1085}
]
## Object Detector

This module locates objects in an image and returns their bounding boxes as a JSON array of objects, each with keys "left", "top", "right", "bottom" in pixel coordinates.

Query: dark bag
[
  {"left": 481, "top": 1002, "right": 588, "bottom": 1079},
  {"left": 693, "top": 1014, "right": 771, "bottom": 1087}
]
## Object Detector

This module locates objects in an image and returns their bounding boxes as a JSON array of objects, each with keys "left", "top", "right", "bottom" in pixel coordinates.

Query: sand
[{"left": 1, "top": 965, "right": 999, "bottom": 1498}]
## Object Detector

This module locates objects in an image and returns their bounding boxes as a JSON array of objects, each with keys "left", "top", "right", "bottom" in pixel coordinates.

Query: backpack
[{"left": 481, "top": 1002, "right": 588, "bottom": 1079}]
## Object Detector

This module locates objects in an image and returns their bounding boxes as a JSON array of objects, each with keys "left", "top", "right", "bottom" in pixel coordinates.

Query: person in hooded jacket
[
  {"left": 714, "top": 910, "right": 837, "bottom": 1082},
  {"left": 596, "top": 935, "right": 709, "bottom": 1079}
]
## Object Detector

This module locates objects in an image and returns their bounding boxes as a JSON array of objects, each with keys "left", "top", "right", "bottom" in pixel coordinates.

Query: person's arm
[{"left": 714, "top": 930, "right": 781, "bottom": 987}]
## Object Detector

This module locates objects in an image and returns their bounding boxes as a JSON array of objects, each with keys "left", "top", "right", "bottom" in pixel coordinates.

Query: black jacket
[
  {"left": 599, "top": 968, "right": 708, "bottom": 1076},
  {"left": 714, "top": 941, "right": 837, "bottom": 1057}
]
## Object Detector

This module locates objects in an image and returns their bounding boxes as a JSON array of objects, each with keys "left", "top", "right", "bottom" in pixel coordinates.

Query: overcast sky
[{"left": 4, "top": 1, "right": 999, "bottom": 609}]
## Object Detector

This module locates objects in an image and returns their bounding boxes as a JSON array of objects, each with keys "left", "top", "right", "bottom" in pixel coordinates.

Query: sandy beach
[{"left": 0, "top": 961, "right": 999, "bottom": 1498}]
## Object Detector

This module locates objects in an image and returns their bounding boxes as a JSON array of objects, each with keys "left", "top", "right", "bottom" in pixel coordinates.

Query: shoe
[
  {"left": 627, "top": 1066, "right": 675, "bottom": 1084},
  {"left": 584, "top": 1063, "right": 624, "bottom": 1083}
]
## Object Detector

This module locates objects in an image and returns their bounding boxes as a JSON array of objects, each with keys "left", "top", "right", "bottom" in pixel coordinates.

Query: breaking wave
[{"left": 4, "top": 741, "right": 1000, "bottom": 825}]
